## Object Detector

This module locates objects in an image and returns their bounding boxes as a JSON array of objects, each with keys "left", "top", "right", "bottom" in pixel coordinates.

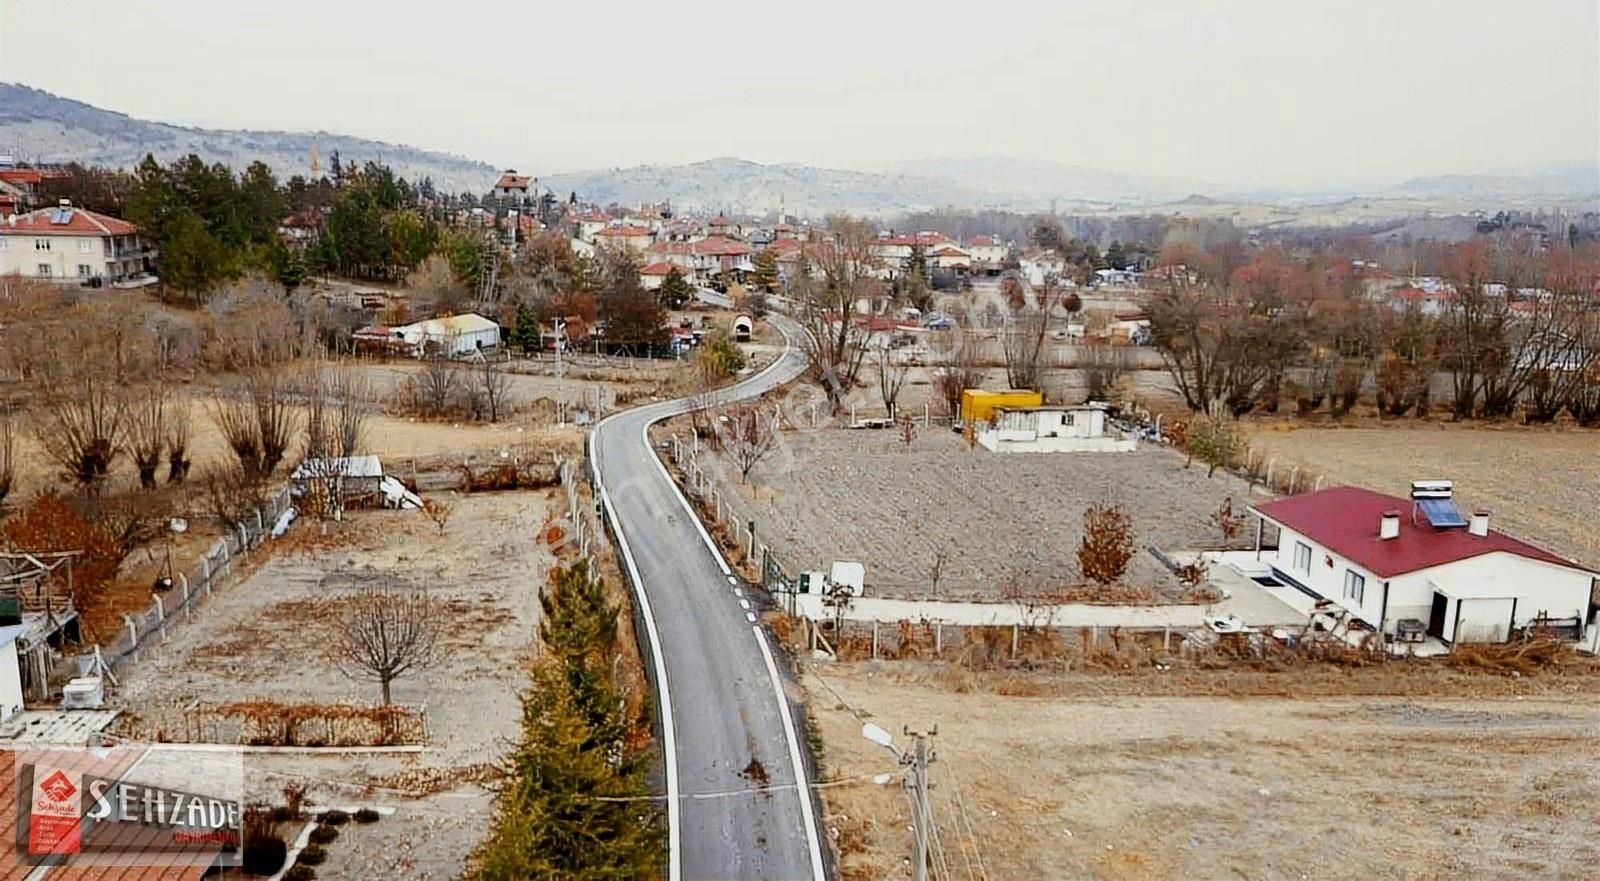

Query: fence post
[
  {"left": 153, "top": 594, "right": 164, "bottom": 624},
  {"left": 1163, "top": 625, "right": 1171, "bottom": 653},
  {"left": 923, "top": 403, "right": 930, "bottom": 428},
  {"left": 934, "top": 623, "right": 943, "bottom": 657},
  {"left": 871, "top": 621, "right": 879, "bottom": 659},
  {"left": 1011, "top": 624, "right": 1019, "bottom": 658},
  {"left": 125, "top": 616, "right": 137, "bottom": 648},
  {"left": 747, "top": 520, "right": 756, "bottom": 561},
  {"left": 1266, "top": 459, "right": 1275, "bottom": 489},
  {"left": 238, "top": 523, "right": 249, "bottom": 553},
  {"left": 201, "top": 555, "right": 211, "bottom": 582},
  {"left": 256, "top": 509, "right": 265, "bottom": 538}
]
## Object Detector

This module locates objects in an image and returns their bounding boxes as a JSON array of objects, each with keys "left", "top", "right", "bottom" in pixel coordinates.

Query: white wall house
[
  {"left": 975, "top": 404, "right": 1136, "bottom": 453},
  {"left": 1252, "top": 486, "right": 1596, "bottom": 645},
  {"left": 0, "top": 200, "right": 155, "bottom": 283}
]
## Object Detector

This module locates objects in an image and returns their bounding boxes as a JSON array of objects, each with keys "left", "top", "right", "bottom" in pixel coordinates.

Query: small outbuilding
[
  {"left": 392, "top": 313, "right": 502, "bottom": 358},
  {"left": 975, "top": 403, "right": 1136, "bottom": 453}
]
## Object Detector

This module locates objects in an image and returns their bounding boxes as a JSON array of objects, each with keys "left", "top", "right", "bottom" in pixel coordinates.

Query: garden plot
[
  {"left": 111, "top": 490, "right": 555, "bottom": 879},
  {"left": 715, "top": 427, "right": 1257, "bottom": 599}
]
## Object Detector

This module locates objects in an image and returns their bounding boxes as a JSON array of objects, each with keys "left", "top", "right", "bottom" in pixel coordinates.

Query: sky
[{"left": 0, "top": 0, "right": 1596, "bottom": 190}]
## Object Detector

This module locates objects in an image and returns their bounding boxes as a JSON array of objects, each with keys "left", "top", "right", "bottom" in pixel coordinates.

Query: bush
[
  {"left": 241, "top": 833, "right": 288, "bottom": 875},
  {"left": 296, "top": 844, "right": 327, "bottom": 867},
  {"left": 270, "top": 805, "right": 297, "bottom": 823},
  {"left": 353, "top": 807, "right": 381, "bottom": 824},
  {"left": 308, "top": 824, "right": 339, "bottom": 845},
  {"left": 284, "top": 867, "right": 317, "bottom": 881},
  {"left": 317, "top": 809, "right": 350, "bottom": 826}
]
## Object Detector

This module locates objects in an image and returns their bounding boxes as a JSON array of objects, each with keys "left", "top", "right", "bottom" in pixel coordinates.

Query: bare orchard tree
[
  {"left": 332, "top": 583, "right": 442, "bottom": 705},
  {"left": 412, "top": 358, "right": 463, "bottom": 418},
  {"left": 34, "top": 374, "right": 127, "bottom": 488},
  {"left": 165, "top": 396, "right": 193, "bottom": 484},
  {"left": 212, "top": 370, "right": 300, "bottom": 479},
  {"left": 717, "top": 403, "right": 779, "bottom": 482},
  {"left": 797, "top": 217, "right": 877, "bottom": 412},
  {"left": 300, "top": 368, "right": 373, "bottom": 521},
  {"left": 1000, "top": 275, "right": 1060, "bottom": 392},
  {"left": 874, "top": 336, "right": 912, "bottom": 420},
  {"left": 125, "top": 386, "right": 170, "bottom": 489},
  {"left": 475, "top": 355, "right": 513, "bottom": 423},
  {"left": 932, "top": 331, "right": 984, "bottom": 421},
  {"left": 332, "top": 371, "right": 372, "bottom": 458}
]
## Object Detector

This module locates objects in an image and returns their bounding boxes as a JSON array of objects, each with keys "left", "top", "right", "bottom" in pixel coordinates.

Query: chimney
[
  {"left": 1470, "top": 509, "right": 1490, "bottom": 537},
  {"left": 1380, "top": 510, "right": 1401, "bottom": 540}
]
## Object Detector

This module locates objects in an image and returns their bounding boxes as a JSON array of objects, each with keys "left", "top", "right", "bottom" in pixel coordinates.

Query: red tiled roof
[
  {"left": 966, "top": 235, "right": 999, "bottom": 247},
  {"left": 1, "top": 205, "right": 137, "bottom": 237},
  {"left": 1251, "top": 486, "right": 1589, "bottom": 578},
  {"left": 640, "top": 262, "right": 682, "bottom": 275},
  {"left": 692, "top": 236, "right": 751, "bottom": 257},
  {"left": 495, "top": 173, "right": 531, "bottom": 190},
  {"left": 595, "top": 225, "right": 652, "bottom": 237}
]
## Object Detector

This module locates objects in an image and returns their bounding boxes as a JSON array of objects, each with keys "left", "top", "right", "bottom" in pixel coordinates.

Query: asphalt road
[{"left": 590, "top": 315, "right": 826, "bottom": 881}]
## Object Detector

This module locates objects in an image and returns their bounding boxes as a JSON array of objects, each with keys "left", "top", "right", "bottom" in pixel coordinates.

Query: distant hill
[
  {"left": 540, "top": 157, "right": 1005, "bottom": 217},
  {"left": 877, "top": 157, "right": 1225, "bottom": 208},
  {"left": 0, "top": 83, "right": 498, "bottom": 192},
  {"left": 1387, "top": 164, "right": 1600, "bottom": 201}
]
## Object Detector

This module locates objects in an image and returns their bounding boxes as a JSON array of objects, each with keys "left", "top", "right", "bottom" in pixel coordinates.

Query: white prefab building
[
  {"left": 975, "top": 404, "right": 1137, "bottom": 453},
  {"left": 394, "top": 313, "right": 501, "bottom": 357},
  {"left": 1251, "top": 485, "right": 1597, "bottom": 646},
  {"left": 0, "top": 625, "right": 23, "bottom": 723}
]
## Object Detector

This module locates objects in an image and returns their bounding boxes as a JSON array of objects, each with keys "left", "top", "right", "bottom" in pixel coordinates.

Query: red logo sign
[{"left": 38, "top": 771, "right": 76, "bottom": 803}]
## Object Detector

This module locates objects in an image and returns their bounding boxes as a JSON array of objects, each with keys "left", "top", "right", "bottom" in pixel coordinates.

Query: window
[
  {"left": 35, "top": 239, "right": 51, "bottom": 252},
  {"left": 77, "top": 264, "right": 94, "bottom": 278},
  {"left": 77, "top": 239, "right": 93, "bottom": 254},
  {"left": 1344, "top": 570, "right": 1366, "bottom": 606},
  {"left": 1293, "top": 542, "right": 1312, "bottom": 574},
  {"left": 36, "top": 264, "right": 52, "bottom": 278}
]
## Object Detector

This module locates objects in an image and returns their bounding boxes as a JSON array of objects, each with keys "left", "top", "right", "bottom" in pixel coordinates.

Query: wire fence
[{"left": 87, "top": 486, "right": 293, "bottom": 676}]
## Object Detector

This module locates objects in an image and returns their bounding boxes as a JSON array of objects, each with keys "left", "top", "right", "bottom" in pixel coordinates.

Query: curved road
[{"left": 589, "top": 315, "right": 826, "bottom": 881}]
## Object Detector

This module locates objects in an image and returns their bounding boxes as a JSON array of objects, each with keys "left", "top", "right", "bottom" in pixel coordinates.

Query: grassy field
[{"left": 1245, "top": 424, "right": 1600, "bottom": 570}]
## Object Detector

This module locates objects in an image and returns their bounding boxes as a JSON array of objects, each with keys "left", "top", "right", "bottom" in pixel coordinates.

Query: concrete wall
[{"left": 0, "top": 642, "right": 23, "bottom": 722}]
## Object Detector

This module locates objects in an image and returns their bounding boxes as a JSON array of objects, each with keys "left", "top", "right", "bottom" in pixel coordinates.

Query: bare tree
[
  {"left": 412, "top": 359, "right": 463, "bottom": 418},
  {"left": 797, "top": 217, "right": 877, "bottom": 412},
  {"left": 332, "top": 583, "right": 442, "bottom": 705},
  {"left": 1083, "top": 343, "right": 1129, "bottom": 402},
  {"left": 932, "top": 331, "right": 983, "bottom": 421},
  {"left": 166, "top": 398, "right": 193, "bottom": 484},
  {"left": 332, "top": 371, "right": 372, "bottom": 458},
  {"left": 35, "top": 375, "right": 126, "bottom": 488},
  {"left": 1186, "top": 401, "right": 1246, "bottom": 478},
  {"left": 874, "top": 337, "right": 912, "bottom": 420},
  {"left": 212, "top": 370, "right": 300, "bottom": 479},
  {"left": 475, "top": 356, "right": 513, "bottom": 423},
  {"left": 125, "top": 386, "right": 170, "bottom": 489},
  {"left": 718, "top": 403, "right": 778, "bottom": 482}
]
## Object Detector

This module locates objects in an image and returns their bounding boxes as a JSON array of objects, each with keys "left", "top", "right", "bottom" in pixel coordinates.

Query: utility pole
[{"left": 905, "top": 726, "right": 937, "bottom": 881}]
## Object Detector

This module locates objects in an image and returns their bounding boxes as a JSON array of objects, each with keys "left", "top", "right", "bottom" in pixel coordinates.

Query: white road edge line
[
  {"left": 588, "top": 437, "right": 682, "bottom": 881},
  {"left": 753, "top": 624, "right": 827, "bottom": 881},
  {"left": 591, "top": 317, "right": 825, "bottom": 881}
]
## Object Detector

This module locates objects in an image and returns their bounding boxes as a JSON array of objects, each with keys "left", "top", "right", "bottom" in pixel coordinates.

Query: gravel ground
[
  {"left": 112, "top": 490, "right": 555, "bottom": 879},
  {"left": 809, "top": 663, "right": 1600, "bottom": 881},
  {"left": 710, "top": 427, "right": 1258, "bottom": 599}
]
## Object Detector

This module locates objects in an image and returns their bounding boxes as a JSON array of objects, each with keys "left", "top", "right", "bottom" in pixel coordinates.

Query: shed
[
  {"left": 958, "top": 389, "right": 1044, "bottom": 424},
  {"left": 291, "top": 455, "right": 385, "bottom": 498},
  {"left": 395, "top": 313, "right": 501, "bottom": 357}
]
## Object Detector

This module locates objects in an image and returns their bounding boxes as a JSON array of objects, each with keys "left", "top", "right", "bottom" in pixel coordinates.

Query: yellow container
[{"left": 959, "top": 389, "right": 1043, "bottom": 424}]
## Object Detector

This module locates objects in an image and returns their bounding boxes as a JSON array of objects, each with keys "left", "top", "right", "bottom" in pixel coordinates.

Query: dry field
[
  {"left": 113, "top": 490, "right": 557, "bottom": 880},
  {"left": 715, "top": 427, "right": 1257, "bottom": 598},
  {"left": 808, "top": 662, "right": 1600, "bottom": 881},
  {"left": 1245, "top": 424, "right": 1600, "bottom": 570}
]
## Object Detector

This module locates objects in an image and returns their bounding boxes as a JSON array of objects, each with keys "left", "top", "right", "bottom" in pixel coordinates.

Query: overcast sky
[{"left": 1, "top": 0, "right": 1596, "bottom": 189}]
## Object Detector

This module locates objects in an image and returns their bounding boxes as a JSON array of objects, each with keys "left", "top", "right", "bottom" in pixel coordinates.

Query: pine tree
[
  {"left": 512, "top": 303, "right": 542, "bottom": 355},
  {"left": 658, "top": 268, "right": 693, "bottom": 309}
]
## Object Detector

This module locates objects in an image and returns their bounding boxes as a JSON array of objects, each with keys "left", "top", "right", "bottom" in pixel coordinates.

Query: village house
[
  {"left": 927, "top": 244, "right": 973, "bottom": 272},
  {"left": 1018, "top": 248, "right": 1068, "bottom": 287},
  {"left": 964, "top": 234, "right": 1009, "bottom": 267},
  {"left": 639, "top": 261, "right": 683, "bottom": 291},
  {"left": 975, "top": 403, "right": 1136, "bottom": 453},
  {"left": 593, "top": 224, "right": 656, "bottom": 253},
  {"left": 355, "top": 312, "right": 501, "bottom": 358},
  {"left": 0, "top": 200, "right": 156, "bottom": 284},
  {"left": 1250, "top": 483, "right": 1596, "bottom": 647},
  {"left": 492, "top": 170, "right": 532, "bottom": 201}
]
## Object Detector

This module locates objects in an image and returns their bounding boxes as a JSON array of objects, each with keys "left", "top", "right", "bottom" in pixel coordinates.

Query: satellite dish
[{"left": 861, "top": 723, "right": 894, "bottom": 750}]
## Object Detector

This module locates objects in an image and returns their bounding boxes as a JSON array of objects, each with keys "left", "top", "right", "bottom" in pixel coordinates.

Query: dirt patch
[{"left": 806, "top": 661, "right": 1600, "bottom": 881}]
